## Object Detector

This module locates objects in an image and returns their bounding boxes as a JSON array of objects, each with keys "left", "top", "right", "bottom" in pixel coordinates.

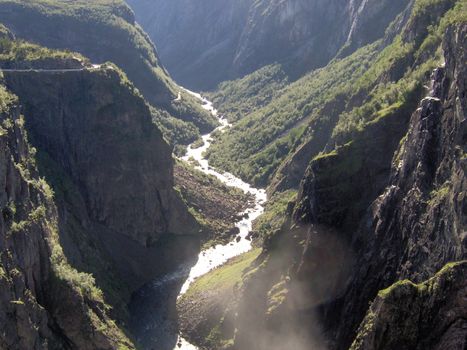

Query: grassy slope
[
  {"left": 206, "top": 43, "right": 380, "bottom": 186},
  {"left": 181, "top": 249, "right": 261, "bottom": 300},
  {"left": 251, "top": 189, "right": 297, "bottom": 243},
  {"left": 206, "top": 0, "right": 466, "bottom": 188},
  {"left": 177, "top": 249, "right": 261, "bottom": 349},
  {"left": 207, "top": 64, "right": 289, "bottom": 122}
]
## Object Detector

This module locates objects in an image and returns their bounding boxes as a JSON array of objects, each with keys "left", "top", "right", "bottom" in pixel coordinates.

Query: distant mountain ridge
[{"left": 127, "top": 0, "right": 409, "bottom": 90}]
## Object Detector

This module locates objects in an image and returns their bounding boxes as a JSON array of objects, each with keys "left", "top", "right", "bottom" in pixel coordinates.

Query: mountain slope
[
  {"left": 176, "top": 1, "right": 467, "bottom": 349},
  {"left": 350, "top": 261, "right": 466, "bottom": 350},
  {"left": 0, "top": 0, "right": 218, "bottom": 146},
  {"left": 0, "top": 31, "right": 202, "bottom": 347},
  {"left": 206, "top": 42, "right": 383, "bottom": 187},
  {"left": 126, "top": 0, "right": 252, "bottom": 90},
  {"left": 205, "top": 0, "right": 467, "bottom": 191},
  {"left": 291, "top": 20, "right": 466, "bottom": 349},
  {"left": 127, "top": 0, "right": 408, "bottom": 90},
  {"left": 0, "top": 77, "right": 135, "bottom": 349}
]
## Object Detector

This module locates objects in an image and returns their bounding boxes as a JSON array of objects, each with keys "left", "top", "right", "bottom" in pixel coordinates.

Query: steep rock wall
[
  {"left": 0, "top": 94, "right": 134, "bottom": 349},
  {"left": 127, "top": 0, "right": 252, "bottom": 91},
  {"left": 350, "top": 261, "right": 466, "bottom": 350},
  {"left": 291, "top": 22, "right": 467, "bottom": 349},
  {"left": 127, "top": 0, "right": 409, "bottom": 90},
  {"left": 3, "top": 65, "right": 200, "bottom": 291}
]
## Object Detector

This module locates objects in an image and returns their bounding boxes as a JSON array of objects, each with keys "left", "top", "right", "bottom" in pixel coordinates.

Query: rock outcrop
[
  {"left": 0, "top": 31, "right": 204, "bottom": 348},
  {"left": 318, "top": 23, "right": 465, "bottom": 349},
  {"left": 291, "top": 21, "right": 466, "bottom": 350},
  {"left": 268, "top": 0, "right": 458, "bottom": 193},
  {"left": 0, "top": 0, "right": 167, "bottom": 106},
  {"left": 350, "top": 261, "right": 467, "bottom": 350}
]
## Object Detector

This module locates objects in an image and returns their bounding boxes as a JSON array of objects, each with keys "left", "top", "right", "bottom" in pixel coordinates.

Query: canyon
[{"left": 0, "top": 1, "right": 465, "bottom": 350}]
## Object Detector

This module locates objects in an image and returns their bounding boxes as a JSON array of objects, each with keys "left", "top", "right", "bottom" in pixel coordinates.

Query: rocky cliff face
[
  {"left": 127, "top": 0, "right": 409, "bottom": 90},
  {"left": 270, "top": 21, "right": 466, "bottom": 350},
  {"left": 126, "top": 0, "right": 253, "bottom": 90},
  {"left": 350, "top": 261, "right": 466, "bottom": 350},
  {"left": 0, "top": 87, "right": 134, "bottom": 349},
  {"left": 2, "top": 63, "right": 200, "bottom": 290},
  {"left": 313, "top": 23, "right": 467, "bottom": 349},
  {"left": 4, "top": 66, "right": 193, "bottom": 244},
  {"left": 0, "top": 30, "right": 204, "bottom": 347},
  {"left": 176, "top": 5, "right": 466, "bottom": 350},
  {"left": 0, "top": 0, "right": 169, "bottom": 105},
  {"left": 267, "top": 0, "right": 456, "bottom": 193}
]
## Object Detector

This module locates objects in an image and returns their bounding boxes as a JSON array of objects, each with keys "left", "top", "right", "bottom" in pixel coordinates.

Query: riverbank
[
  {"left": 177, "top": 249, "right": 261, "bottom": 349},
  {"left": 129, "top": 91, "right": 267, "bottom": 350},
  {"left": 174, "top": 160, "right": 255, "bottom": 249}
]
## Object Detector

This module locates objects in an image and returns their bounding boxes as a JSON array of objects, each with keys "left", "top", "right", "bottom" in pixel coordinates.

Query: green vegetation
[
  {"left": 0, "top": 32, "right": 211, "bottom": 152},
  {"left": 10, "top": 205, "right": 47, "bottom": 233},
  {"left": 205, "top": 325, "right": 234, "bottom": 349},
  {"left": 377, "top": 261, "right": 465, "bottom": 299},
  {"left": 177, "top": 250, "right": 261, "bottom": 348},
  {"left": 0, "top": 23, "right": 10, "bottom": 37},
  {"left": 206, "top": 43, "right": 380, "bottom": 186},
  {"left": 377, "top": 279, "right": 421, "bottom": 298},
  {"left": 34, "top": 149, "right": 132, "bottom": 322},
  {"left": 0, "top": 91, "right": 133, "bottom": 348},
  {"left": 332, "top": 1, "right": 463, "bottom": 140},
  {"left": 208, "top": 64, "right": 289, "bottom": 122},
  {"left": 0, "top": 38, "right": 87, "bottom": 63},
  {"left": 0, "top": 107, "right": 104, "bottom": 305},
  {"left": 182, "top": 248, "right": 261, "bottom": 299},
  {"left": 170, "top": 91, "right": 219, "bottom": 134},
  {"left": 206, "top": 0, "right": 466, "bottom": 187},
  {"left": 253, "top": 190, "right": 297, "bottom": 242},
  {"left": 0, "top": 0, "right": 217, "bottom": 146},
  {"left": 190, "top": 138, "right": 205, "bottom": 149},
  {"left": 352, "top": 261, "right": 466, "bottom": 350},
  {"left": 150, "top": 106, "right": 201, "bottom": 156},
  {"left": 266, "top": 280, "right": 288, "bottom": 315},
  {"left": 51, "top": 241, "right": 104, "bottom": 302},
  {"left": 313, "top": 149, "right": 339, "bottom": 162},
  {"left": 350, "top": 308, "right": 377, "bottom": 350},
  {"left": 0, "top": 85, "right": 18, "bottom": 113},
  {"left": 0, "top": 0, "right": 157, "bottom": 63},
  {"left": 43, "top": 162, "right": 134, "bottom": 349},
  {"left": 428, "top": 182, "right": 451, "bottom": 205}
]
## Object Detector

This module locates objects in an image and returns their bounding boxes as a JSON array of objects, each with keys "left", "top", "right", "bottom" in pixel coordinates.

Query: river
[{"left": 129, "top": 91, "right": 267, "bottom": 350}]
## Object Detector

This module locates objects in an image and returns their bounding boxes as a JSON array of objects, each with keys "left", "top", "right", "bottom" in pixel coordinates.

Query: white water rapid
[{"left": 172, "top": 90, "right": 267, "bottom": 349}]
